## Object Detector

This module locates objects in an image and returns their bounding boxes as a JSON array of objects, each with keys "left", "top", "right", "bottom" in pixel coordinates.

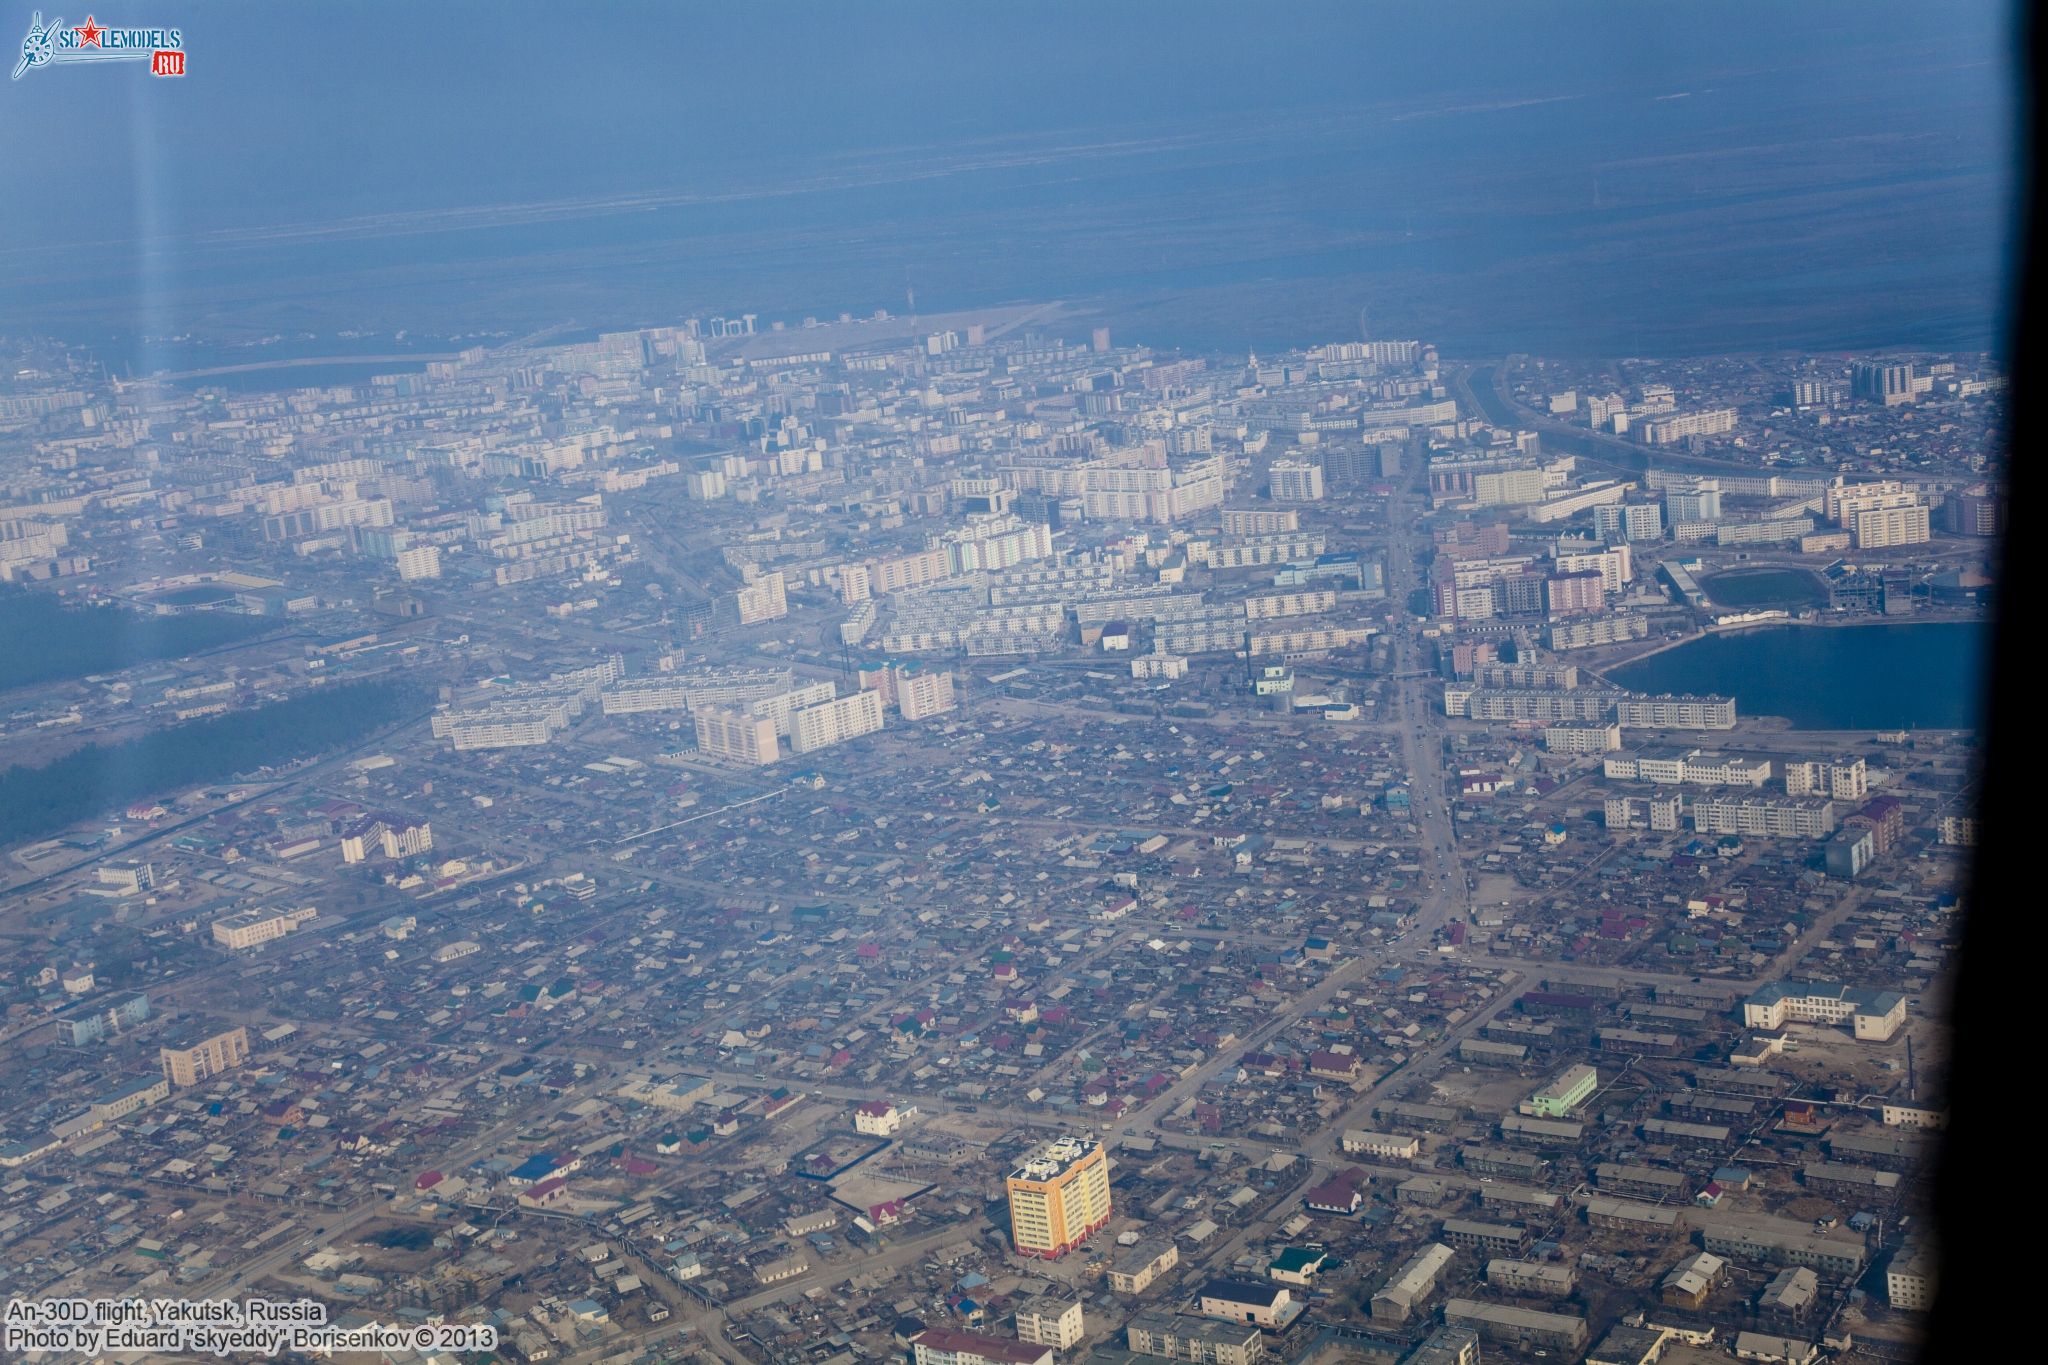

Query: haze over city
[{"left": 0, "top": 5, "right": 2011, "bottom": 1365}]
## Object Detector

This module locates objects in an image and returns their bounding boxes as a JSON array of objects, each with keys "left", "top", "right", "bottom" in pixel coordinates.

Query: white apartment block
[
  {"left": 395, "top": 545, "right": 442, "bottom": 580},
  {"left": 1614, "top": 694, "right": 1737, "bottom": 729},
  {"left": 1691, "top": 797, "right": 1836, "bottom": 839},
  {"left": 733, "top": 571, "right": 790, "bottom": 624},
  {"left": 871, "top": 545, "right": 953, "bottom": 595},
  {"left": 790, "top": 689, "right": 886, "bottom": 754},
  {"left": 943, "top": 517, "right": 1054, "bottom": 574},
  {"left": 1851, "top": 503, "right": 1931, "bottom": 550},
  {"left": 1244, "top": 590, "right": 1337, "bottom": 621},
  {"left": 742, "top": 682, "right": 838, "bottom": 737},
  {"left": 1826, "top": 478, "right": 1919, "bottom": 522},
  {"left": 695, "top": 708, "right": 782, "bottom": 766},
  {"left": 601, "top": 666, "right": 799, "bottom": 716},
  {"left": 1554, "top": 545, "right": 1633, "bottom": 593},
  {"left": 1131, "top": 652, "right": 1190, "bottom": 680},
  {"left": 1200, "top": 532, "right": 1325, "bottom": 569},
  {"left": 1221, "top": 508, "right": 1299, "bottom": 535},
  {"left": 1604, "top": 749, "right": 1772, "bottom": 788},
  {"left": 1269, "top": 459, "right": 1325, "bottom": 502},
  {"left": 1594, "top": 502, "right": 1664, "bottom": 541},
  {"left": 1784, "top": 758, "right": 1868, "bottom": 801},
  {"left": 1549, "top": 615, "right": 1650, "bottom": 651},
  {"left": 1887, "top": 1240, "right": 1938, "bottom": 1311},
  {"left": 894, "top": 665, "right": 958, "bottom": 721},
  {"left": 839, "top": 563, "right": 872, "bottom": 604},
  {"left": 447, "top": 716, "right": 560, "bottom": 750},
  {"left": 1014, "top": 1299, "right": 1085, "bottom": 1351},
  {"left": 1545, "top": 723, "right": 1621, "bottom": 754},
  {"left": 381, "top": 821, "right": 433, "bottom": 859},
  {"left": 1247, "top": 626, "right": 1372, "bottom": 658},
  {"left": 1605, "top": 793, "right": 1686, "bottom": 832},
  {"left": 1639, "top": 408, "right": 1738, "bottom": 444}
]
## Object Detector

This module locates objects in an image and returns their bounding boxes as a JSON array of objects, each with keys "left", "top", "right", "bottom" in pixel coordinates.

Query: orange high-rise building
[{"left": 1006, "top": 1135, "right": 1112, "bottom": 1258}]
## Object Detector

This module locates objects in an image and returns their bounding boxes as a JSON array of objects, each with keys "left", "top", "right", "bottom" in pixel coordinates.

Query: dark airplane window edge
[{"left": 1921, "top": 5, "right": 2034, "bottom": 1360}]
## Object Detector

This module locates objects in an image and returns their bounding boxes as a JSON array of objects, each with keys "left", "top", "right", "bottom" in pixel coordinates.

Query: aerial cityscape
[{"left": 0, "top": 5, "right": 2010, "bottom": 1365}]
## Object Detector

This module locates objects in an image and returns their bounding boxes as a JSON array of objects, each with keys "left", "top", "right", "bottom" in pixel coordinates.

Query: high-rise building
[
  {"left": 381, "top": 820, "right": 433, "bottom": 859},
  {"left": 1544, "top": 570, "right": 1606, "bottom": 618},
  {"left": 731, "top": 571, "right": 789, "bottom": 625},
  {"left": 1690, "top": 796, "right": 1836, "bottom": 839},
  {"left": 395, "top": 545, "right": 442, "bottom": 581},
  {"left": 839, "top": 563, "right": 872, "bottom": 605},
  {"left": 1791, "top": 377, "right": 1845, "bottom": 408},
  {"left": 1594, "top": 502, "right": 1664, "bottom": 542},
  {"left": 161, "top": 1026, "right": 251, "bottom": 1087},
  {"left": 1851, "top": 503, "right": 1931, "bottom": 550},
  {"left": 1942, "top": 486, "right": 2002, "bottom": 537},
  {"left": 1663, "top": 480, "right": 1723, "bottom": 524},
  {"left": 893, "top": 663, "right": 958, "bottom": 721},
  {"left": 1784, "top": 758, "right": 1868, "bottom": 801},
  {"left": 1826, "top": 477, "right": 1919, "bottom": 523},
  {"left": 1269, "top": 459, "right": 1325, "bottom": 502},
  {"left": 789, "top": 689, "right": 886, "bottom": 754},
  {"left": 1853, "top": 360, "right": 1916, "bottom": 406},
  {"left": 1006, "top": 1134, "right": 1112, "bottom": 1258},
  {"left": 694, "top": 708, "right": 782, "bottom": 766},
  {"left": 1638, "top": 409, "right": 1737, "bottom": 445}
]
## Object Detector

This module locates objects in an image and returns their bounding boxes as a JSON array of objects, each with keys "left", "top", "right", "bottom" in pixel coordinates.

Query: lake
[
  {"left": 0, "top": 594, "right": 276, "bottom": 695},
  {"left": 1606, "top": 622, "right": 1990, "bottom": 731}
]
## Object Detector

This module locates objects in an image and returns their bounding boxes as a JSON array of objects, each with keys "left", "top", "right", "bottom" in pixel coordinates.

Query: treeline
[{"left": 0, "top": 679, "right": 427, "bottom": 847}]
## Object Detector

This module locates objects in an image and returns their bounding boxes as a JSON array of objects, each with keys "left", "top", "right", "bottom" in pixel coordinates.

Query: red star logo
[{"left": 75, "top": 15, "right": 103, "bottom": 46}]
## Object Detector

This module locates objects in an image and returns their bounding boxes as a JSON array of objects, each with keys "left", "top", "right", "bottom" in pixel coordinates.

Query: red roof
[
  {"left": 911, "top": 1327, "right": 1048, "bottom": 1365},
  {"left": 414, "top": 1170, "right": 444, "bottom": 1190}
]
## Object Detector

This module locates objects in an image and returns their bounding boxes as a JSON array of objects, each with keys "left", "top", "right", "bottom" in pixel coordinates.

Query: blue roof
[{"left": 509, "top": 1154, "right": 557, "bottom": 1181}]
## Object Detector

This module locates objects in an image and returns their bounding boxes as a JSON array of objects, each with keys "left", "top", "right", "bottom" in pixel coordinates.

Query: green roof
[{"left": 1269, "top": 1247, "right": 1325, "bottom": 1274}]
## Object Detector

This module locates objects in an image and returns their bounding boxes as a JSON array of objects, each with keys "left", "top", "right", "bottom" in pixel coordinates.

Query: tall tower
[{"left": 1005, "top": 1135, "right": 1112, "bottom": 1258}]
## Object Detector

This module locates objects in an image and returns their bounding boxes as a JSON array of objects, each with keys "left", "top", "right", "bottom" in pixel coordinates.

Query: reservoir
[
  {"left": 1607, "top": 622, "right": 1991, "bottom": 731},
  {"left": 0, "top": 593, "right": 274, "bottom": 694}
]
